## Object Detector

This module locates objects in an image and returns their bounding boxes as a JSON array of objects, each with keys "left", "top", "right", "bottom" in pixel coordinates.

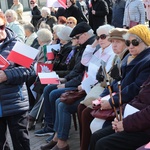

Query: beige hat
[{"left": 108, "top": 28, "right": 128, "bottom": 41}]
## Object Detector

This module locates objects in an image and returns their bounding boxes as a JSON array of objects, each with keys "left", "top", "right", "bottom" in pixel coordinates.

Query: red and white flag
[
  {"left": 7, "top": 41, "right": 39, "bottom": 68},
  {"left": 0, "top": 55, "right": 10, "bottom": 70},
  {"left": 38, "top": 72, "right": 60, "bottom": 84},
  {"left": 46, "top": 44, "right": 60, "bottom": 60},
  {"left": 36, "top": 62, "right": 53, "bottom": 74},
  {"left": 47, "top": 0, "right": 67, "bottom": 8}
]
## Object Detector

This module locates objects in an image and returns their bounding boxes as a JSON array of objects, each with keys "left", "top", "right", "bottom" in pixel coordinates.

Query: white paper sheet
[{"left": 123, "top": 104, "right": 139, "bottom": 118}]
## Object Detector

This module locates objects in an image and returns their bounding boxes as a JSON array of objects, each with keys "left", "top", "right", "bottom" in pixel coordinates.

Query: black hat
[{"left": 70, "top": 22, "right": 91, "bottom": 37}]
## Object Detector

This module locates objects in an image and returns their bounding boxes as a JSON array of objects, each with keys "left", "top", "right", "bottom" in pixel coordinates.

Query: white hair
[
  {"left": 41, "top": 7, "right": 51, "bottom": 15},
  {"left": 5, "top": 9, "right": 18, "bottom": 21},
  {"left": 123, "top": 33, "right": 142, "bottom": 41},
  {"left": 96, "top": 24, "right": 115, "bottom": 35}
]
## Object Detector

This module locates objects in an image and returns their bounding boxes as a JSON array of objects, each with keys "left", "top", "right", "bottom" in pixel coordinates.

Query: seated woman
[
  {"left": 5, "top": 9, "right": 25, "bottom": 42},
  {"left": 26, "top": 28, "right": 53, "bottom": 111},
  {"left": 66, "top": 16, "right": 77, "bottom": 28},
  {"left": 78, "top": 24, "right": 150, "bottom": 150},
  {"left": 90, "top": 27, "right": 129, "bottom": 134},
  {"left": 36, "top": 6, "right": 57, "bottom": 31},
  {"left": 89, "top": 24, "right": 150, "bottom": 150},
  {"left": 90, "top": 74, "right": 150, "bottom": 150}
]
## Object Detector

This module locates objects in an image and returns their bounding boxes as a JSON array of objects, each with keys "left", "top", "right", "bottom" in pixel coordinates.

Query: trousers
[
  {"left": 89, "top": 125, "right": 150, "bottom": 150},
  {"left": 0, "top": 111, "right": 30, "bottom": 150}
]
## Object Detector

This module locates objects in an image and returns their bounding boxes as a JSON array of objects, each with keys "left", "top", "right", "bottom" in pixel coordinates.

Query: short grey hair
[
  {"left": 87, "top": 29, "right": 94, "bottom": 36},
  {"left": 23, "top": 23, "right": 35, "bottom": 33},
  {"left": 96, "top": 24, "right": 115, "bottom": 35},
  {"left": 37, "top": 28, "right": 53, "bottom": 43},
  {"left": 41, "top": 7, "right": 51, "bottom": 15},
  {"left": 5, "top": 9, "right": 18, "bottom": 21}
]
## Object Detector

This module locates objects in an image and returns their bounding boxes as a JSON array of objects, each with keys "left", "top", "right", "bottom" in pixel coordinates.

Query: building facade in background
[{"left": 1, "top": 0, "right": 46, "bottom": 12}]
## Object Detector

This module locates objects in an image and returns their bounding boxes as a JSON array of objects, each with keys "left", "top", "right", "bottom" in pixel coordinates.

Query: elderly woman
[
  {"left": 123, "top": 0, "right": 145, "bottom": 28},
  {"left": 5, "top": 9, "right": 25, "bottom": 42},
  {"left": 89, "top": 24, "right": 150, "bottom": 150},
  {"left": 77, "top": 24, "right": 117, "bottom": 150},
  {"left": 0, "top": 12, "right": 32, "bottom": 150},
  {"left": 26, "top": 28, "right": 53, "bottom": 111},
  {"left": 10, "top": 0, "right": 23, "bottom": 21},
  {"left": 51, "top": 24, "right": 65, "bottom": 44},
  {"left": 90, "top": 27, "right": 129, "bottom": 134},
  {"left": 66, "top": 16, "right": 77, "bottom": 28},
  {"left": 36, "top": 7, "right": 57, "bottom": 31}
]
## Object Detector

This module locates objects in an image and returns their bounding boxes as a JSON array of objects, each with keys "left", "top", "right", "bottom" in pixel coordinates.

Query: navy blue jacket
[
  {"left": 101, "top": 47, "right": 150, "bottom": 107},
  {"left": 0, "top": 28, "right": 34, "bottom": 117}
]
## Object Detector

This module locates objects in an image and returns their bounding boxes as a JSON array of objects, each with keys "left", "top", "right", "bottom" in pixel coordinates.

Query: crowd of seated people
[{"left": 2, "top": 0, "right": 150, "bottom": 149}]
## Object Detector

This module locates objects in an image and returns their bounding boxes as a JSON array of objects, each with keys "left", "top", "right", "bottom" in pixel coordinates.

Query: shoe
[
  {"left": 40, "top": 140, "right": 57, "bottom": 150},
  {"left": 46, "top": 133, "right": 55, "bottom": 143},
  {"left": 51, "top": 145, "right": 69, "bottom": 150},
  {"left": 34, "top": 124, "right": 54, "bottom": 136},
  {"left": 27, "top": 116, "right": 35, "bottom": 131}
]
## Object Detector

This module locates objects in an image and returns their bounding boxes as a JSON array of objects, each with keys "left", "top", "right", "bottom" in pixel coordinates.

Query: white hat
[{"left": 57, "top": 26, "right": 73, "bottom": 41}]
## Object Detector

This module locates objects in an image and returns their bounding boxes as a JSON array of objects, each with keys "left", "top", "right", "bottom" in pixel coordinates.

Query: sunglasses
[
  {"left": 125, "top": 39, "right": 141, "bottom": 47},
  {"left": 96, "top": 34, "right": 108, "bottom": 40},
  {"left": 0, "top": 24, "right": 5, "bottom": 30},
  {"left": 67, "top": 22, "right": 73, "bottom": 24}
]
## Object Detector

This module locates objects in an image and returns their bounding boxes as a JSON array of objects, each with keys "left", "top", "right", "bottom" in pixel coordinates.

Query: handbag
[
  {"left": 91, "top": 108, "right": 116, "bottom": 121},
  {"left": 60, "top": 89, "right": 86, "bottom": 105},
  {"left": 129, "top": 21, "right": 139, "bottom": 28}
]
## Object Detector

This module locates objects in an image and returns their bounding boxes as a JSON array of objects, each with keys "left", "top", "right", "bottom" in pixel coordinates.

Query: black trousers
[
  {"left": 0, "top": 111, "right": 30, "bottom": 150},
  {"left": 89, "top": 125, "right": 150, "bottom": 150}
]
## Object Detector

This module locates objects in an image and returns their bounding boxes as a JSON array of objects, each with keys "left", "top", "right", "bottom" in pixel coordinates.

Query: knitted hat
[
  {"left": 70, "top": 22, "right": 91, "bottom": 37},
  {"left": 57, "top": 26, "right": 73, "bottom": 41},
  {"left": 108, "top": 28, "right": 128, "bottom": 41},
  {"left": 128, "top": 24, "right": 150, "bottom": 46}
]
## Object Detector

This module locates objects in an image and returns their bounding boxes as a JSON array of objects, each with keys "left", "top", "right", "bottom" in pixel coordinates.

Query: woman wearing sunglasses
[
  {"left": 89, "top": 24, "right": 150, "bottom": 150},
  {"left": 77, "top": 24, "right": 116, "bottom": 150}
]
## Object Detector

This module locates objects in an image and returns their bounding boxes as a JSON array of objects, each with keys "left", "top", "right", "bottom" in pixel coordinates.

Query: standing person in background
[
  {"left": 65, "top": 0, "right": 87, "bottom": 23},
  {"left": 143, "top": 0, "right": 150, "bottom": 28},
  {"left": 11, "top": 0, "right": 23, "bottom": 21},
  {"left": 123, "top": 0, "right": 145, "bottom": 29},
  {"left": 30, "top": 0, "right": 42, "bottom": 27},
  {"left": 89, "top": 0, "right": 109, "bottom": 34},
  {"left": 0, "top": 12, "right": 32, "bottom": 150},
  {"left": 111, "top": 0, "right": 126, "bottom": 28}
]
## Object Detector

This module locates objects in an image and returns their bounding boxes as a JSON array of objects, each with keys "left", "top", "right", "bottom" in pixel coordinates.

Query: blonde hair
[{"left": 66, "top": 16, "right": 77, "bottom": 25}]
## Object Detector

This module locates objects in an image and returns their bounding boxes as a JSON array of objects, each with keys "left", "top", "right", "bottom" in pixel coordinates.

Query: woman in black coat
[
  {"left": 65, "top": 0, "right": 87, "bottom": 23},
  {"left": 30, "top": 0, "right": 42, "bottom": 27},
  {"left": 89, "top": 0, "right": 109, "bottom": 33}
]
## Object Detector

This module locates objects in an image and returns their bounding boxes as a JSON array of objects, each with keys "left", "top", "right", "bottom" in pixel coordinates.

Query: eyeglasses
[
  {"left": 30, "top": 2, "right": 35, "bottom": 4},
  {"left": 125, "top": 39, "right": 141, "bottom": 47},
  {"left": 0, "top": 24, "right": 5, "bottom": 30},
  {"left": 96, "top": 34, "right": 108, "bottom": 40},
  {"left": 67, "top": 22, "right": 73, "bottom": 24}
]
